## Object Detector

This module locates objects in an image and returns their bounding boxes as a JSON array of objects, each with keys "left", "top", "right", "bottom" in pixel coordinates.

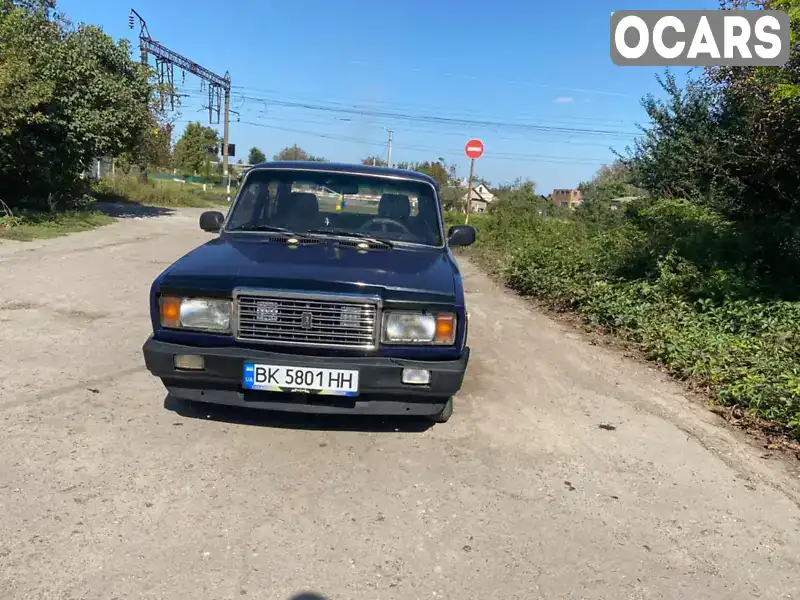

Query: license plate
[{"left": 243, "top": 363, "right": 359, "bottom": 396}]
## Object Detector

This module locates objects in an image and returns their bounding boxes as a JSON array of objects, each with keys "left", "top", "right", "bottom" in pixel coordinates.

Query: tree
[
  {"left": 273, "top": 144, "right": 326, "bottom": 161},
  {"left": 621, "top": 0, "right": 800, "bottom": 294},
  {"left": 413, "top": 160, "right": 449, "bottom": 188},
  {"left": 393, "top": 158, "right": 452, "bottom": 188},
  {"left": 140, "top": 122, "right": 174, "bottom": 171},
  {"left": 248, "top": 146, "right": 266, "bottom": 165},
  {"left": 488, "top": 177, "right": 561, "bottom": 219},
  {"left": 715, "top": 0, "right": 800, "bottom": 100},
  {"left": 361, "top": 156, "right": 387, "bottom": 166},
  {"left": 173, "top": 122, "right": 219, "bottom": 175},
  {"left": 579, "top": 162, "right": 639, "bottom": 201},
  {"left": 494, "top": 177, "right": 536, "bottom": 197},
  {"left": 572, "top": 162, "right": 643, "bottom": 229},
  {"left": 439, "top": 185, "right": 463, "bottom": 212},
  {"left": 0, "top": 0, "right": 154, "bottom": 209}
]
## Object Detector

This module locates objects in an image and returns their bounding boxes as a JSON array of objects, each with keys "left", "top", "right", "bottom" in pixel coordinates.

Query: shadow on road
[
  {"left": 164, "top": 394, "right": 434, "bottom": 433},
  {"left": 93, "top": 201, "right": 175, "bottom": 219},
  {"left": 290, "top": 595, "right": 328, "bottom": 600}
]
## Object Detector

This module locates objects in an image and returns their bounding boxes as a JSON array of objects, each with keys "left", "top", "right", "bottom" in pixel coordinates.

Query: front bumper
[{"left": 142, "top": 337, "right": 470, "bottom": 416}]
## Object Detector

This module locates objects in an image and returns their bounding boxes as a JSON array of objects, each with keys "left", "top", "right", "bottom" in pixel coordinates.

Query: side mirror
[
  {"left": 447, "top": 225, "right": 476, "bottom": 247},
  {"left": 199, "top": 211, "right": 224, "bottom": 233}
]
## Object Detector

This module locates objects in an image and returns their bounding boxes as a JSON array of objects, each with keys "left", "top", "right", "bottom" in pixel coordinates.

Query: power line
[
  {"left": 237, "top": 121, "right": 608, "bottom": 165},
  {"left": 182, "top": 92, "right": 639, "bottom": 138},
  {"left": 168, "top": 89, "right": 631, "bottom": 168},
  {"left": 228, "top": 85, "right": 637, "bottom": 127},
  {"left": 232, "top": 95, "right": 640, "bottom": 138},
  {"left": 176, "top": 113, "right": 614, "bottom": 163},
  {"left": 174, "top": 86, "right": 642, "bottom": 142},
  {"left": 253, "top": 114, "right": 629, "bottom": 149},
  {"left": 173, "top": 86, "right": 635, "bottom": 134},
  {"left": 173, "top": 106, "right": 631, "bottom": 170},
  {"left": 172, "top": 97, "right": 634, "bottom": 152}
]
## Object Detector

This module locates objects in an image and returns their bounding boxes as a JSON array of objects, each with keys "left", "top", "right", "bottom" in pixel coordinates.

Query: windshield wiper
[
  {"left": 229, "top": 224, "right": 296, "bottom": 234},
  {"left": 302, "top": 229, "right": 394, "bottom": 247}
]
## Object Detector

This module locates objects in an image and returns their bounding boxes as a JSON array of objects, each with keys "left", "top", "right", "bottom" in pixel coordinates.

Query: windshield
[{"left": 225, "top": 168, "right": 443, "bottom": 246}]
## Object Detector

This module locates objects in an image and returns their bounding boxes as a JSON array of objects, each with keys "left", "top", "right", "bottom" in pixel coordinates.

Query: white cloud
[{"left": 554, "top": 96, "right": 575, "bottom": 103}]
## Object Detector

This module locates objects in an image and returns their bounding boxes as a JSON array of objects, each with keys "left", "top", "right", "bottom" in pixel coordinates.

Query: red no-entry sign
[{"left": 465, "top": 139, "right": 484, "bottom": 159}]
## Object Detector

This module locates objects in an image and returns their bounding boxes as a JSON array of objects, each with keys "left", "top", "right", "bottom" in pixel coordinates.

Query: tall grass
[{"left": 93, "top": 175, "right": 229, "bottom": 208}]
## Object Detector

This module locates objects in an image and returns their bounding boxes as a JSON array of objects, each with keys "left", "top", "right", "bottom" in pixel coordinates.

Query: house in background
[
  {"left": 462, "top": 183, "right": 496, "bottom": 213},
  {"left": 551, "top": 188, "right": 582, "bottom": 209}
]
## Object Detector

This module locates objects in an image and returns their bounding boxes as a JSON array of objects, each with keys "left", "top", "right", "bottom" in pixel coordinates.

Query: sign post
[{"left": 464, "top": 139, "right": 484, "bottom": 224}]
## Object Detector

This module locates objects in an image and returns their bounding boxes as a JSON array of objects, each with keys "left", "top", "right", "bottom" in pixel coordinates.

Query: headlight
[
  {"left": 160, "top": 296, "right": 231, "bottom": 333},
  {"left": 381, "top": 311, "right": 456, "bottom": 345}
]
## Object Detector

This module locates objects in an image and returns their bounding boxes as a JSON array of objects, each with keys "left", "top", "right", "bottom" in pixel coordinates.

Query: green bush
[{"left": 459, "top": 199, "right": 800, "bottom": 436}]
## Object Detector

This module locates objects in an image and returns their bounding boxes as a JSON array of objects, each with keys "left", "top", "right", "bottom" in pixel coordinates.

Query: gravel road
[{"left": 1, "top": 206, "right": 800, "bottom": 600}]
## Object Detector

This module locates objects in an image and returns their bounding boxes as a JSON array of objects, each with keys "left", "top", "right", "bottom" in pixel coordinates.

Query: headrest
[
  {"left": 378, "top": 193, "right": 410, "bottom": 219},
  {"left": 288, "top": 192, "right": 319, "bottom": 215}
]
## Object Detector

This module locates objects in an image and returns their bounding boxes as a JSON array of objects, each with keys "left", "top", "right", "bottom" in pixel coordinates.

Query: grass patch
[
  {"left": 453, "top": 203, "right": 800, "bottom": 439},
  {"left": 93, "top": 175, "right": 229, "bottom": 208},
  {"left": 0, "top": 210, "right": 115, "bottom": 241}
]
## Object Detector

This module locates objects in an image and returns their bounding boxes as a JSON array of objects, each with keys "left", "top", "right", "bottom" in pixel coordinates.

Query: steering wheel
[{"left": 358, "top": 217, "right": 412, "bottom": 235}]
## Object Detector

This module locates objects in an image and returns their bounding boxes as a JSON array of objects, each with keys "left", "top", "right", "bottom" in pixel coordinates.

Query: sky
[{"left": 58, "top": 0, "right": 717, "bottom": 193}]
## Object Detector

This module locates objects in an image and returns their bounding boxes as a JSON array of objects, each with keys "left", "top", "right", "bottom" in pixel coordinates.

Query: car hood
[{"left": 158, "top": 234, "right": 458, "bottom": 302}]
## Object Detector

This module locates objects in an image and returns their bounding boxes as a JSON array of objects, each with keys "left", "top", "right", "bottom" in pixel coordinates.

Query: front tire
[{"left": 430, "top": 397, "right": 453, "bottom": 423}]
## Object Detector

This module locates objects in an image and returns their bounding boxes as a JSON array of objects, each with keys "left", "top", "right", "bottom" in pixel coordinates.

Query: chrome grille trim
[{"left": 232, "top": 288, "right": 381, "bottom": 349}]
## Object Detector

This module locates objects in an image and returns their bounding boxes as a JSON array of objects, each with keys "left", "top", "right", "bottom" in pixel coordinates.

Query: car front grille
[{"left": 234, "top": 291, "right": 379, "bottom": 349}]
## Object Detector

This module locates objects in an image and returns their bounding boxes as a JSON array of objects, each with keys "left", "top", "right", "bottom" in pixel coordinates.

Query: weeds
[{"left": 448, "top": 203, "right": 800, "bottom": 438}]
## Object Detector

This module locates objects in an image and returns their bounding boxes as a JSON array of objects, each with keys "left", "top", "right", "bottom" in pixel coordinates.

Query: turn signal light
[
  {"left": 434, "top": 313, "right": 456, "bottom": 344},
  {"left": 160, "top": 296, "right": 181, "bottom": 328}
]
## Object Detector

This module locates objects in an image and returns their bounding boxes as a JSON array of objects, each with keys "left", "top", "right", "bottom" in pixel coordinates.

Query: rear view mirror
[
  {"left": 199, "top": 211, "right": 224, "bottom": 233},
  {"left": 447, "top": 225, "right": 476, "bottom": 247}
]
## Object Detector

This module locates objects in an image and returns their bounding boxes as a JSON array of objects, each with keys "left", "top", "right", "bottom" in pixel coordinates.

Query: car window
[
  {"left": 288, "top": 180, "right": 421, "bottom": 217},
  {"left": 226, "top": 169, "right": 442, "bottom": 246},
  {"left": 227, "top": 180, "right": 268, "bottom": 230}
]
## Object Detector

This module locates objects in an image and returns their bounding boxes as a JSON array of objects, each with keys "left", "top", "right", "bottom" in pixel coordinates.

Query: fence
[{"left": 146, "top": 172, "right": 239, "bottom": 190}]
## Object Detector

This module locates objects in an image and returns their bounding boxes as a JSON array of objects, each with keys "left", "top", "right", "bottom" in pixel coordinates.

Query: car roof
[{"left": 248, "top": 161, "right": 438, "bottom": 187}]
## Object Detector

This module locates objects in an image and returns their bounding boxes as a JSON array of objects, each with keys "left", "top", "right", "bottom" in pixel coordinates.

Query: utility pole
[
  {"left": 223, "top": 88, "right": 231, "bottom": 201},
  {"left": 465, "top": 159, "right": 475, "bottom": 225},
  {"left": 131, "top": 10, "right": 148, "bottom": 65},
  {"left": 129, "top": 8, "right": 231, "bottom": 193},
  {"left": 386, "top": 129, "right": 394, "bottom": 168},
  {"left": 463, "top": 139, "right": 485, "bottom": 225}
]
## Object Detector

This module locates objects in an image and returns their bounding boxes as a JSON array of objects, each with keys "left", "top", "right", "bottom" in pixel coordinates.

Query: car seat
[
  {"left": 285, "top": 192, "right": 320, "bottom": 230},
  {"left": 378, "top": 193, "right": 411, "bottom": 223}
]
